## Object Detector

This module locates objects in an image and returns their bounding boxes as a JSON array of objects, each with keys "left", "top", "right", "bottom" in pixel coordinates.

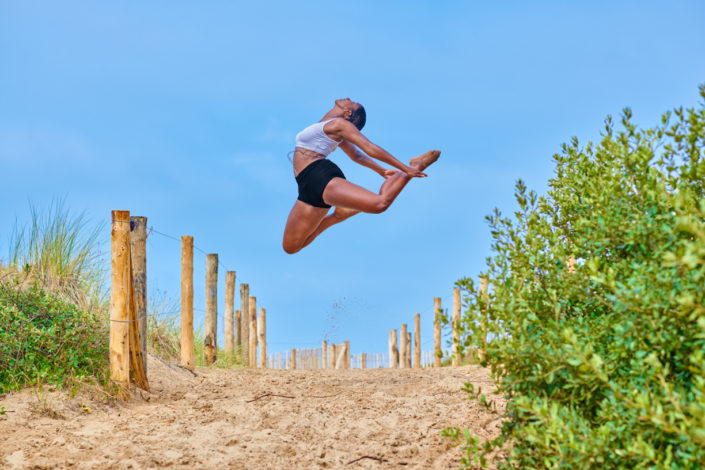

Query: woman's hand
[
  {"left": 403, "top": 166, "right": 427, "bottom": 178},
  {"left": 381, "top": 169, "right": 400, "bottom": 179}
]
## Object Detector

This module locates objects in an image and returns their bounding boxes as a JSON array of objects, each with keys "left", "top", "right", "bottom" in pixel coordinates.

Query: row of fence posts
[
  {"left": 110, "top": 209, "right": 273, "bottom": 395},
  {"left": 265, "top": 285, "right": 489, "bottom": 370},
  {"left": 110, "top": 210, "right": 491, "bottom": 391},
  {"left": 266, "top": 349, "right": 441, "bottom": 370},
  {"left": 179, "top": 237, "right": 268, "bottom": 370}
]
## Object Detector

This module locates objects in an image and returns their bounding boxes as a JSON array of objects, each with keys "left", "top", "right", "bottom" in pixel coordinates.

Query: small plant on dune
[{"left": 447, "top": 86, "right": 705, "bottom": 468}]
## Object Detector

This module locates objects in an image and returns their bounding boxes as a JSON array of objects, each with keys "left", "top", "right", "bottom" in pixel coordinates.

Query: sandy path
[{"left": 0, "top": 357, "right": 503, "bottom": 469}]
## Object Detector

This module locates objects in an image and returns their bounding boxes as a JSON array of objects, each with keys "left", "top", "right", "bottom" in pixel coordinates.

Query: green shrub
[
  {"left": 448, "top": 86, "right": 705, "bottom": 468},
  {"left": 0, "top": 281, "right": 109, "bottom": 394}
]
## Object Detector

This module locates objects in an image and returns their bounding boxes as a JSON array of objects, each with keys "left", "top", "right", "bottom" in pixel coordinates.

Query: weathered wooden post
[
  {"left": 224, "top": 271, "right": 235, "bottom": 355},
  {"left": 249, "top": 296, "right": 257, "bottom": 367},
  {"left": 235, "top": 309, "right": 241, "bottom": 351},
  {"left": 452, "top": 288, "right": 461, "bottom": 367},
  {"left": 128, "top": 216, "right": 148, "bottom": 373},
  {"left": 110, "top": 211, "right": 131, "bottom": 389},
  {"left": 389, "top": 329, "right": 399, "bottom": 368},
  {"left": 480, "top": 276, "right": 489, "bottom": 361},
  {"left": 344, "top": 340, "right": 350, "bottom": 370},
  {"left": 322, "top": 340, "right": 328, "bottom": 369},
  {"left": 414, "top": 313, "right": 421, "bottom": 368},
  {"left": 204, "top": 254, "right": 218, "bottom": 365},
  {"left": 258, "top": 307, "right": 266, "bottom": 368},
  {"left": 180, "top": 236, "right": 194, "bottom": 370},
  {"left": 434, "top": 297, "right": 442, "bottom": 368},
  {"left": 291, "top": 348, "right": 296, "bottom": 369},
  {"left": 240, "top": 284, "right": 250, "bottom": 366},
  {"left": 400, "top": 324, "right": 408, "bottom": 368},
  {"left": 331, "top": 344, "right": 338, "bottom": 369},
  {"left": 406, "top": 332, "right": 412, "bottom": 368},
  {"left": 361, "top": 353, "right": 367, "bottom": 370}
]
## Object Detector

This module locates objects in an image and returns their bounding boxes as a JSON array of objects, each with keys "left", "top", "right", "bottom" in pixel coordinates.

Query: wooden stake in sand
[
  {"left": 225, "top": 271, "right": 235, "bottom": 355},
  {"left": 291, "top": 348, "right": 296, "bottom": 369},
  {"left": 110, "top": 211, "right": 131, "bottom": 389},
  {"left": 204, "top": 254, "right": 218, "bottom": 365},
  {"left": 249, "top": 296, "right": 257, "bottom": 367},
  {"left": 344, "top": 340, "right": 350, "bottom": 370},
  {"left": 322, "top": 340, "right": 328, "bottom": 369},
  {"left": 180, "top": 236, "right": 194, "bottom": 370},
  {"left": 258, "top": 307, "right": 266, "bottom": 368},
  {"left": 127, "top": 249, "right": 149, "bottom": 392},
  {"left": 361, "top": 353, "right": 367, "bottom": 370},
  {"left": 235, "top": 309, "right": 241, "bottom": 351},
  {"left": 389, "top": 329, "right": 398, "bottom": 368},
  {"left": 240, "top": 284, "right": 250, "bottom": 366},
  {"left": 479, "top": 276, "right": 489, "bottom": 361},
  {"left": 414, "top": 313, "right": 420, "bottom": 368},
  {"left": 129, "top": 216, "right": 148, "bottom": 374},
  {"left": 406, "top": 332, "right": 412, "bottom": 368},
  {"left": 434, "top": 297, "right": 442, "bottom": 368},
  {"left": 400, "top": 324, "right": 408, "bottom": 368},
  {"left": 452, "top": 288, "right": 461, "bottom": 367}
]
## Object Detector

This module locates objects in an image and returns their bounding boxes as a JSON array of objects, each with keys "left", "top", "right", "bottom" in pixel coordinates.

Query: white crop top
[{"left": 295, "top": 119, "right": 342, "bottom": 157}]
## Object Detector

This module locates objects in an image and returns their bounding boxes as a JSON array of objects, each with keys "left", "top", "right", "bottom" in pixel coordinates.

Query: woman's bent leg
[
  {"left": 322, "top": 150, "right": 441, "bottom": 214},
  {"left": 282, "top": 201, "right": 329, "bottom": 254}
]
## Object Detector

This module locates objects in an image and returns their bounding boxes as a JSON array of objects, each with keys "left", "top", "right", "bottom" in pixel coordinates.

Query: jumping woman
[{"left": 282, "top": 98, "right": 440, "bottom": 254}]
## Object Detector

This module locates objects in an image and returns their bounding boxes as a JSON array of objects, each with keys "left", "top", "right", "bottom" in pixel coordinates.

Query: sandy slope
[{"left": 0, "top": 357, "right": 504, "bottom": 469}]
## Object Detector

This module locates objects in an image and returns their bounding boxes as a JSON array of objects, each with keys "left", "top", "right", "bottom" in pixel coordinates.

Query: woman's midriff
[{"left": 293, "top": 147, "right": 326, "bottom": 178}]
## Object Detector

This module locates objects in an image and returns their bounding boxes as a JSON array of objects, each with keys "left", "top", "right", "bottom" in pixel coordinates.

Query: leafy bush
[
  {"left": 449, "top": 86, "right": 705, "bottom": 468},
  {"left": 0, "top": 281, "right": 109, "bottom": 394}
]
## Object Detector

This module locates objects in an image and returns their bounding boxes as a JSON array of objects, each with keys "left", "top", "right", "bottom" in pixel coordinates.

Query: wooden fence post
[
  {"left": 452, "top": 288, "right": 461, "bottom": 367},
  {"left": 258, "top": 307, "right": 266, "bottom": 368},
  {"left": 110, "top": 211, "right": 131, "bottom": 389},
  {"left": 400, "top": 324, "right": 408, "bottom": 368},
  {"left": 406, "top": 332, "right": 411, "bottom": 368},
  {"left": 240, "top": 284, "right": 250, "bottom": 366},
  {"left": 249, "top": 296, "right": 257, "bottom": 367},
  {"left": 389, "top": 329, "right": 398, "bottom": 368},
  {"left": 129, "top": 216, "right": 148, "bottom": 374},
  {"left": 322, "top": 340, "right": 327, "bottom": 369},
  {"left": 204, "top": 254, "right": 218, "bottom": 365},
  {"left": 414, "top": 313, "right": 420, "bottom": 368},
  {"left": 344, "top": 340, "right": 350, "bottom": 370},
  {"left": 291, "top": 348, "right": 296, "bottom": 369},
  {"left": 480, "top": 276, "right": 489, "bottom": 361},
  {"left": 180, "top": 236, "right": 194, "bottom": 370},
  {"left": 361, "top": 353, "right": 367, "bottom": 370},
  {"left": 434, "top": 297, "right": 442, "bottom": 368},
  {"left": 235, "top": 309, "right": 241, "bottom": 352},
  {"left": 225, "top": 271, "right": 235, "bottom": 355}
]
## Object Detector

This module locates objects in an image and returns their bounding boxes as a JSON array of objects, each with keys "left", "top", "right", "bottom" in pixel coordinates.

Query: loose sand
[{"left": 0, "top": 357, "right": 504, "bottom": 469}]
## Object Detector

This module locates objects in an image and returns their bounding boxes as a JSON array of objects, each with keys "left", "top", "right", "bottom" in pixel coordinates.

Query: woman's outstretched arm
[
  {"left": 326, "top": 119, "right": 426, "bottom": 178},
  {"left": 339, "top": 141, "right": 397, "bottom": 177}
]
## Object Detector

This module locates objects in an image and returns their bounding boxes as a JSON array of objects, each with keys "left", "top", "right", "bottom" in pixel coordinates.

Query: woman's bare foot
[{"left": 409, "top": 150, "right": 441, "bottom": 171}]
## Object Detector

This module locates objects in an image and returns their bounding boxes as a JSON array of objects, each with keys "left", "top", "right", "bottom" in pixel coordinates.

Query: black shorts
[{"left": 295, "top": 159, "right": 346, "bottom": 208}]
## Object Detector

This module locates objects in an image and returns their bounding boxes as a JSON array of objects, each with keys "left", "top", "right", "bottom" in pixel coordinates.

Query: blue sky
[{"left": 1, "top": 1, "right": 704, "bottom": 356}]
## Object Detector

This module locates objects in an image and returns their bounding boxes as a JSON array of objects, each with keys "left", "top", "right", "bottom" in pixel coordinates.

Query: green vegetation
[
  {"left": 0, "top": 280, "right": 108, "bottom": 394},
  {"left": 9, "top": 200, "right": 105, "bottom": 312},
  {"left": 447, "top": 86, "right": 705, "bottom": 468},
  {"left": 1, "top": 201, "right": 109, "bottom": 394}
]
